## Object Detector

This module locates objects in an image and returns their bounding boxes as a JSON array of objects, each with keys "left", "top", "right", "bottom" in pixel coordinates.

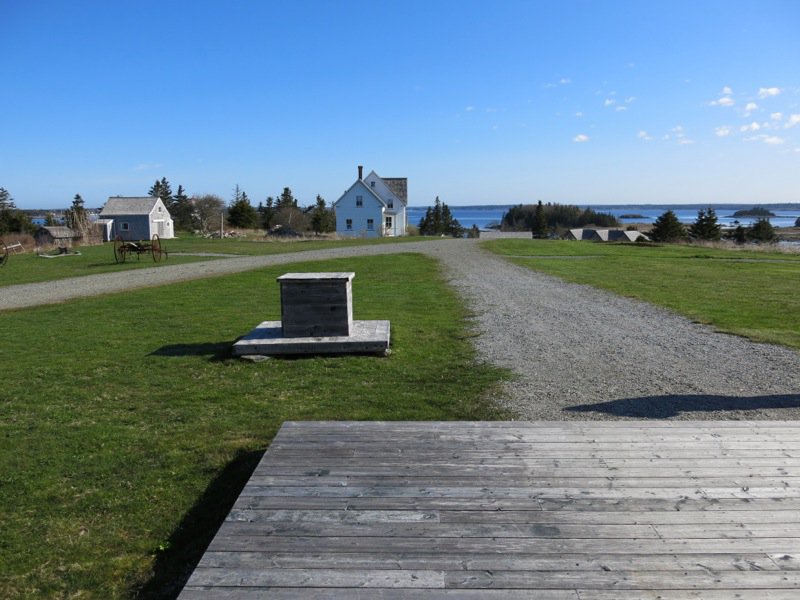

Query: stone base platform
[{"left": 232, "top": 320, "right": 390, "bottom": 357}]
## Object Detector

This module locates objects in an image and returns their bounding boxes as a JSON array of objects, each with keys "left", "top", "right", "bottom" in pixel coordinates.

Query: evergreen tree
[
  {"left": 276, "top": 187, "right": 297, "bottom": 210},
  {"left": 531, "top": 200, "right": 548, "bottom": 238},
  {"left": 748, "top": 218, "right": 776, "bottom": 243},
  {"left": 0, "top": 187, "right": 14, "bottom": 210},
  {"left": 227, "top": 187, "right": 259, "bottom": 228},
  {"left": 261, "top": 197, "right": 276, "bottom": 230},
  {"left": 688, "top": 207, "right": 721, "bottom": 241},
  {"left": 64, "top": 194, "right": 91, "bottom": 238},
  {"left": 310, "top": 195, "right": 335, "bottom": 234},
  {"left": 419, "top": 196, "right": 463, "bottom": 237},
  {"left": 171, "top": 185, "right": 195, "bottom": 231},
  {"left": 148, "top": 177, "right": 174, "bottom": 210},
  {"left": 729, "top": 225, "right": 747, "bottom": 244},
  {"left": 649, "top": 210, "right": 688, "bottom": 243},
  {"left": 0, "top": 187, "right": 35, "bottom": 235}
]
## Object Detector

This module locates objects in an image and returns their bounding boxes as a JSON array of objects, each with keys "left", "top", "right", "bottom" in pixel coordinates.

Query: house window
[
  {"left": 385, "top": 216, "right": 393, "bottom": 230},
  {"left": 356, "top": 195, "right": 363, "bottom": 207},
  {"left": 120, "top": 222, "right": 130, "bottom": 231},
  {"left": 367, "top": 219, "right": 374, "bottom": 230},
  {"left": 370, "top": 181, "right": 375, "bottom": 188},
  {"left": 387, "top": 200, "right": 394, "bottom": 208},
  {"left": 346, "top": 219, "right": 353, "bottom": 230}
]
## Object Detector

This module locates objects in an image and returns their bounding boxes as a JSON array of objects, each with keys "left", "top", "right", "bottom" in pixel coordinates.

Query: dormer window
[
  {"left": 356, "top": 195, "right": 363, "bottom": 207},
  {"left": 387, "top": 200, "right": 394, "bottom": 209},
  {"left": 370, "top": 181, "right": 375, "bottom": 188}
]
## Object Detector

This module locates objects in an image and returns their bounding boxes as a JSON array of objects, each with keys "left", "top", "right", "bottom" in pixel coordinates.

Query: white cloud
[
  {"left": 740, "top": 122, "right": 761, "bottom": 132},
  {"left": 603, "top": 98, "right": 616, "bottom": 107},
  {"left": 715, "top": 126, "right": 733, "bottom": 137},
  {"left": 625, "top": 96, "right": 637, "bottom": 103},
  {"left": 560, "top": 78, "right": 571, "bottom": 84},
  {"left": 465, "top": 106, "right": 475, "bottom": 112},
  {"left": 721, "top": 86, "right": 733, "bottom": 95},
  {"left": 786, "top": 114, "right": 800, "bottom": 128},
  {"left": 678, "top": 139, "right": 695, "bottom": 145},
  {"left": 771, "top": 112, "right": 784, "bottom": 121},
  {"left": 744, "top": 102, "right": 758, "bottom": 113},
  {"left": 575, "top": 111, "right": 584, "bottom": 118},
  {"left": 758, "top": 87, "right": 781, "bottom": 98},
  {"left": 638, "top": 130, "right": 653, "bottom": 141},
  {"left": 573, "top": 134, "right": 590, "bottom": 143},
  {"left": 615, "top": 106, "right": 628, "bottom": 112},
  {"left": 710, "top": 96, "right": 735, "bottom": 107},
  {"left": 764, "top": 135, "right": 784, "bottom": 145}
]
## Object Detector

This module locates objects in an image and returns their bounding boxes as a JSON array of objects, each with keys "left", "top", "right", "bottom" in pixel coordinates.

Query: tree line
[
  {"left": 147, "top": 178, "right": 335, "bottom": 235},
  {"left": 649, "top": 208, "right": 777, "bottom": 244},
  {"left": 502, "top": 202, "right": 620, "bottom": 235}
]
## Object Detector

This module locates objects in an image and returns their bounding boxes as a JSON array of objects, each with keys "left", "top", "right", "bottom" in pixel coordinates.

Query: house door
[
  {"left": 155, "top": 220, "right": 165, "bottom": 237},
  {"left": 384, "top": 216, "right": 393, "bottom": 236}
]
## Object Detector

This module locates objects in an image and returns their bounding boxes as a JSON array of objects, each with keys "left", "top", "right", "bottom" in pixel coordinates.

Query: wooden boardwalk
[{"left": 180, "top": 421, "right": 800, "bottom": 599}]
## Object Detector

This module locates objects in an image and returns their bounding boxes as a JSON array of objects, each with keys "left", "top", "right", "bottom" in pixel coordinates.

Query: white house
[
  {"left": 333, "top": 166, "right": 407, "bottom": 238},
  {"left": 99, "top": 196, "right": 175, "bottom": 241}
]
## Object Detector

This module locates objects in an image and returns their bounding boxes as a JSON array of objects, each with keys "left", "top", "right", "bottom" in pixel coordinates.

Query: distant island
[
  {"left": 730, "top": 207, "right": 776, "bottom": 218},
  {"left": 619, "top": 213, "right": 646, "bottom": 219}
]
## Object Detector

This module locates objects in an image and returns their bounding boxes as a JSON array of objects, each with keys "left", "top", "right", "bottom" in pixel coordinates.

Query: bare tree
[{"left": 191, "top": 194, "right": 225, "bottom": 233}]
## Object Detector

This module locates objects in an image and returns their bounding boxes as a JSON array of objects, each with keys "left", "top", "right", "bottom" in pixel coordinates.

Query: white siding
[{"left": 334, "top": 181, "right": 385, "bottom": 238}]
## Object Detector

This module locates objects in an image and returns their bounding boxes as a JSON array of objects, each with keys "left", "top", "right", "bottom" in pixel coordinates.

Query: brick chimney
[{"left": 358, "top": 165, "right": 363, "bottom": 180}]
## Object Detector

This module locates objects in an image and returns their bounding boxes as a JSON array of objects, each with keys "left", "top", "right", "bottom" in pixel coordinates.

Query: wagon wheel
[
  {"left": 0, "top": 241, "right": 8, "bottom": 267},
  {"left": 150, "top": 234, "right": 167, "bottom": 262},
  {"left": 113, "top": 236, "right": 127, "bottom": 263}
]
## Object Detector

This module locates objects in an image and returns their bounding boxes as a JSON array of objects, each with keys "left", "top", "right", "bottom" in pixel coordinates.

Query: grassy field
[
  {"left": 0, "top": 252, "right": 509, "bottom": 599},
  {"left": 484, "top": 239, "right": 800, "bottom": 350},
  {"left": 0, "top": 235, "right": 431, "bottom": 287}
]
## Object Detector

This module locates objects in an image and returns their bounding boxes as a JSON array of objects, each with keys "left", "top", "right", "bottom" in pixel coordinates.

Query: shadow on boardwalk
[
  {"left": 132, "top": 448, "right": 264, "bottom": 600},
  {"left": 565, "top": 393, "right": 800, "bottom": 419}
]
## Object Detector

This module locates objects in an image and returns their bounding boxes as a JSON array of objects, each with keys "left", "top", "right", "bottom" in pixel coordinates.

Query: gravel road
[{"left": 3, "top": 238, "right": 799, "bottom": 420}]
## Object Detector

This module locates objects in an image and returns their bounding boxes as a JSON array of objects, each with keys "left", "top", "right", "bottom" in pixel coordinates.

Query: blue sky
[{"left": 2, "top": 0, "right": 799, "bottom": 209}]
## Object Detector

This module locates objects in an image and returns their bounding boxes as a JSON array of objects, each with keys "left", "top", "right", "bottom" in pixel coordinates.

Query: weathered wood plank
[{"left": 179, "top": 421, "right": 800, "bottom": 598}]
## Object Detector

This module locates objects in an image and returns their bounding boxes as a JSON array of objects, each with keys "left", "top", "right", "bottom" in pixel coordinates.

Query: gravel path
[{"left": 3, "top": 238, "right": 799, "bottom": 420}]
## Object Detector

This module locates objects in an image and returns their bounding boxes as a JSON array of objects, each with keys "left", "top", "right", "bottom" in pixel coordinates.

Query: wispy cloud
[
  {"left": 771, "top": 112, "right": 784, "bottom": 121},
  {"left": 763, "top": 135, "right": 784, "bottom": 144},
  {"left": 637, "top": 130, "right": 653, "bottom": 141},
  {"left": 710, "top": 95, "right": 735, "bottom": 107},
  {"left": 740, "top": 122, "right": 761, "bottom": 132},
  {"left": 715, "top": 125, "right": 733, "bottom": 137},
  {"left": 603, "top": 98, "right": 616, "bottom": 107},
  {"left": 560, "top": 78, "right": 571, "bottom": 85},
  {"left": 615, "top": 106, "right": 627, "bottom": 112},
  {"left": 575, "top": 111, "right": 584, "bottom": 118},
  {"left": 573, "top": 134, "right": 590, "bottom": 143},
  {"left": 758, "top": 87, "right": 781, "bottom": 98},
  {"left": 465, "top": 106, "right": 475, "bottom": 112}
]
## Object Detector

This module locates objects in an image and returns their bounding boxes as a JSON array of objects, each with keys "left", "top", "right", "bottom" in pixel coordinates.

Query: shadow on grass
[
  {"left": 565, "top": 394, "right": 800, "bottom": 419},
  {"left": 132, "top": 448, "right": 264, "bottom": 600},
  {"left": 151, "top": 342, "right": 233, "bottom": 361}
]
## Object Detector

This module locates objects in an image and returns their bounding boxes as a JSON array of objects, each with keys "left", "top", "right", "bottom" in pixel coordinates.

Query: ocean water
[{"left": 407, "top": 204, "right": 800, "bottom": 230}]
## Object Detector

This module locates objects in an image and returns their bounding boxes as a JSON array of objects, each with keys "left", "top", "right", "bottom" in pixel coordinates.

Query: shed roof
[
  {"left": 100, "top": 197, "right": 159, "bottom": 216},
  {"left": 38, "top": 226, "right": 76, "bottom": 239}
]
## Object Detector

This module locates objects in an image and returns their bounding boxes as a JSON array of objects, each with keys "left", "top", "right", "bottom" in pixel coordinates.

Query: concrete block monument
[{"left": 232, "top": 272, "right": 390, "bottom": 357}]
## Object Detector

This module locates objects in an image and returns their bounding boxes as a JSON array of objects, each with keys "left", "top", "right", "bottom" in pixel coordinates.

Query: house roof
[
  {"left": 381, "top": 178, "right": 408, "bottom": 204},
  {"left": 333, "top": 179, "right": 386, "bottom": 208},
  {"left": 100, "top": 196, "right": 160, "bottom": 216}
]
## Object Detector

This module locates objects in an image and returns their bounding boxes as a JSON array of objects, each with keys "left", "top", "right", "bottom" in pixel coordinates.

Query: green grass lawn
[
  {"left": 0, "top": 235, "right": 433, "bottom": 287},
  {"left": 0, "top": 252, "right": 509, "bottom": 599},
  {"left": 484, "top": 239, "right": 800, "bottom": 350}
]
